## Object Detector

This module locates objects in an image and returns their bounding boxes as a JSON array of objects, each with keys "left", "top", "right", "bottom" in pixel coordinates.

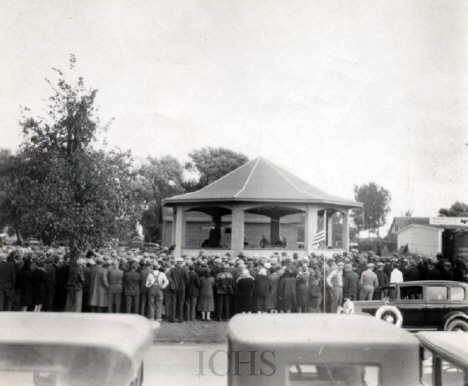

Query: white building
[{"left": 397, "top": 224, "right": 443, "bottom": 257}]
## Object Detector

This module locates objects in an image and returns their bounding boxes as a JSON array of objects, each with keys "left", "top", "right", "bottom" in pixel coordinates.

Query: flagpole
[{"left": 323, "top": 210, "right": 327, "bottom": 313}]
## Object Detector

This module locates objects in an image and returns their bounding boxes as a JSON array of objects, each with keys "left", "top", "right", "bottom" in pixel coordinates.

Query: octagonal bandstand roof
[{"left": 164, "top": 157, "right": 362, "bottom": 208}]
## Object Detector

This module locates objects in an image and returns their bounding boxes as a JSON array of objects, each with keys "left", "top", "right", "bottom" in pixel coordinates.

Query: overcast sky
[{"left": 1, "top": 0, "right": 467, "bottom": 232}]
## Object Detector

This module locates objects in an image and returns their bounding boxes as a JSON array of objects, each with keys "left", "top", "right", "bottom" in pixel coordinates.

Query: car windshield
[
  {"left": 400, "top": 286, "right": 423, "bottom": 300},
  {"left": 421, "top": 348, "right": 467, "bottom": 386}
]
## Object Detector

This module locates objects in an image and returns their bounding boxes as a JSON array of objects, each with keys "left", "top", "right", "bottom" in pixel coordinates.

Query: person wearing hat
[
  {"left": 64, "top": 258, "right": 86, "bottom": 312},
  {"left": 278, "top": 267, "right": 296, "bottom": 313},
  {"left": 454, "top": 255, "right": 466, "bottom": 282},
  {"left": 434, "top": 252, "right": 445, "bottom": 276},
  {"left": 267, "top": 266, "right": 280, "bottom": 313},
  {"left": 326, "top": 261, "right": 344, "bottom": 313},
  {"left": 44, "top": 255, "right": 57, "bottom": 311},
  {"left": 33, "top": 259, "right": 48, "bottom": 312},
  {"left": 253, "top": 267, "right": 269, "bottom": 314},
  {"left": 146, "top": 261, "right": 169, "bottom": 321},
  {"left": 306, "top": 269, "right": 322, "bottom": 313},
  {"left": 259, "top": 234, "right": 270, "bottom": 249},
  {"left": 235, "top": 269, "right": 255, "bottom": 314},
  {"left": 215, "top": 263, "right": 234, "bottom": 321},
  {"left": 166, "top": 257, "right": 189, "bottom": 323},
  {"left": 89, "top": 256, "right": 110, "bottom": 312},
  {"left": 359, "top": 263, "right": 378, "bottom": 300},
  {"left": 123, "top": 262, "right": 141, "bottom": 314},
  {"left": 296, "top": 265, "right": 309, "bottom": 313},
  {"left": 0, "top": 252, "right": 16, "bottom": 311},
  {"left": 442, "top": 261, "right": 454, "bottom": 281},
  {"left": 184, "top": 263, "right": 201, "bottom": 322},
  {"left": 390, "top": 261, "right": 404, "bottom": 284},
  {"left": 404, "top": 260, "right": 420, "bottom": 282},
  {"left": 198, "top": 267, "right": 215, "bottom": 321},
  {"left": 139, "top": 259, "right": 153, "bottom": 317},
  {"left": 373, "top": 262, "right": 389, "bottom": 300},
  {"left": 107, "top": 260, "right": 124, "bottom": 313},
  {"left": 343, "top": 264, "right": 359, "bottom": 302}
]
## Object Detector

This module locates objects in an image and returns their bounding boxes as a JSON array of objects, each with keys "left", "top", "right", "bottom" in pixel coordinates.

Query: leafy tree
[
  {"left": 0, "top": 149, "right": 24, "bottom": 243},
  {"left": 17, "top": 56, "right": 142, "bottom": 263},
  {"left": 184, "top": 147, "right": 248, "bottom": 190},
  {"left": 439, "top": 201, "right": 468, "bottom": 217},
  {"left": 139, "top": 156, "right": 185, "bottom": 242},
  {"left": 352, "top": 182, "right": 391, "bottom": 237}
]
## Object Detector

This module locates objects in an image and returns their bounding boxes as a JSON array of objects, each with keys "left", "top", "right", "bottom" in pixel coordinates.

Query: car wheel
[
  {"left": 375, "top": 305, "right": 403, "bottom": 328},
  {"left": 446, "top": 319, "right": 468, "bottom": 332}
]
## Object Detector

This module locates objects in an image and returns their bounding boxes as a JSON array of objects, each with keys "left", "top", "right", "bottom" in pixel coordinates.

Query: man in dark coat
[
  {"left": 383, "top": 258, "right": 393, "bottom": 279},
  {"left": 55, "top": 256, "right": 69, "bottom": 311},
  {"left": 404, "top": 261, "right": 420, "bottom": 282},
  {"left": 167, "top": 257, "right": 189, "bottom": 323},
  {"left": 44, "top": 256, "right": 57, "bottom": 311},
  {"left": 454, "top": 255, "right": 466, "bottom": 282},
  {"left": 0, "top": 253, "right": 16, "bottom": 311},
  {"left": 185, "top": 265, "right": 200, "bottom": 321},
  {"left": 215, "top": 263, "right": 235, "bottom": 320},
  {"left": 427, "top": 263, "right": 441, "bottom": 280},
  {"left": 107, "top": 260, "right": 123, "bottom": 313},
  {"left": 435, "top": 253, "right": 445, "bottom": 277},
  {"left": 373, "top": 262, "right": 389, "bottom": 300},
  {"left": 139, "top": 259, "right": 153, "bottom": 316},
  {"left": 417, "top": 257, "right": 429, "bottom": 281},
  {"left": 442, "top": 261, "right": 454, "bottom": 281},
  {"left": 89, "top": 256, "right": 110, "bottom": 312},
  {"left": 343, "top": 264, "right": 359, "bottom": 301},
  {"left": 123, "top": 262, "right": 141, "bottom": 314}
]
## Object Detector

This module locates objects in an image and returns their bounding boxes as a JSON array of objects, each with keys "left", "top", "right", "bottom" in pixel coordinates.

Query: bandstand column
[
  {"left": 306, "top": 205, "right": 318, "bottom": 255},
  {"left": 270, "top": 214, "right": 280, "bottom": 245},
  {"left": 231, "top": 205, "right": 245, "bottom": 257},
  {"left": 172, "top": 208, "right": 177, "bottom": 246},
  {"left": 342, "top": 209, "right": 350, "bottom": 252},
  {"left": 174, "top": 205, "right": 186, "bottom": 258},
  {"left": 327, "top": 213, "right": 333, "bottom": 248}
]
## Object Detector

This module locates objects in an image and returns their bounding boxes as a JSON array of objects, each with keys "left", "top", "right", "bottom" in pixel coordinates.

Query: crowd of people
[{"left": 0, "top": 244, "right": 466, "bottom": 321}]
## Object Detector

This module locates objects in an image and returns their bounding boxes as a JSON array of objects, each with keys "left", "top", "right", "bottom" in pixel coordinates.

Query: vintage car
[
  {"left": 351, "top": 281, "right": 468, "bottom": 331},
  {"left": 227, "top": 313, "right": 421, "bottom": 386},
  {"left": 0, "top": 313, "right": 158, "bottom": 386},
  {"left": 418, "top": 331, "right": 468, "bottom": 386}
]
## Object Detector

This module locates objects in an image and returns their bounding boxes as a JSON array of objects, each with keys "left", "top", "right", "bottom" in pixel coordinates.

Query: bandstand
[{"left": 163, "top": 157, "right": 362, "bottom": 258}]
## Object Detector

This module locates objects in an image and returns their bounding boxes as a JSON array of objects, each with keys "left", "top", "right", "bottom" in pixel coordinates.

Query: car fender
[{"left": 441, "top": 312, "right": 468, "bottom": 331}]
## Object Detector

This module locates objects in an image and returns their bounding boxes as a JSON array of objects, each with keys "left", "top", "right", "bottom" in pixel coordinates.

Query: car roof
[
  {"left": 418, "top": 332, "right": 468, "bottom": 369},
  {"left": 388, "top": 281, "right": 468, "bottom": 286},
  {"left": 228, "top": 313, "right": 418, "bottom": 347},
  {"left": 0, "top": 313, "right": 155, "bottom": 359}
]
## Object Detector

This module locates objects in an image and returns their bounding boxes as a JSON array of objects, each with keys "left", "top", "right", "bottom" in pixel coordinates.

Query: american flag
[{"left": 312, "top": 214, "right": 326, "bottom": 246}]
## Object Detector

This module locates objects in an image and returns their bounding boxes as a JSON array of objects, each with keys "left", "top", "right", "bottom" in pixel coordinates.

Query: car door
[
  {"left": 398, "top": 284, "right": 426, "bottom": 328},
  {"left": 425, "top": 284, "right": 450, "bottom": 328}
]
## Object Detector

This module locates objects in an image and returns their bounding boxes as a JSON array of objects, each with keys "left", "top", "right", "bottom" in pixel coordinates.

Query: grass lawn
[{"left": 154, "top": 320, "right": 228, "bottom": 344}]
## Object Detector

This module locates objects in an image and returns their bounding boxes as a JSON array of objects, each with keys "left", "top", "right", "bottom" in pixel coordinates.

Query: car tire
[
  {"left": 375, "top": 305, "right": 403, "bottom": 328},
  {"left": 446, "top": 319, "right": 468, "bottom": 332}
]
